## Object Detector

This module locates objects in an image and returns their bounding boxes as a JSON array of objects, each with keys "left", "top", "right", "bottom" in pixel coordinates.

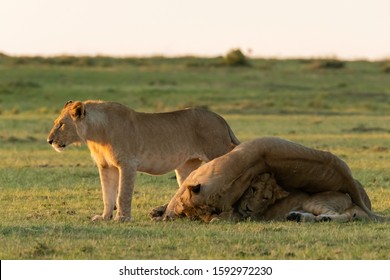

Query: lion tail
[
  {"left": 212, "top": 111, "right": 240, "bottom": 147},
  {"left": 369, "top": 214, "right": 390, "bottom": 222},
  {"left": 348, "top": 184, "right": 384, "bottom": 222},
  {"left": 227, "top": 125, "right": 240, "bottom": 146}
]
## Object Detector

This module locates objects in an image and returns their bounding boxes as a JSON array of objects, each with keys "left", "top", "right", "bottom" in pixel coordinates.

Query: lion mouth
[{"left": 52, "top": 144, "right": 66, "bottom": 152}]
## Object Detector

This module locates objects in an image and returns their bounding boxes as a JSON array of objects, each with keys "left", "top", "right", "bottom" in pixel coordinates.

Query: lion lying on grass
[
  {"left": 151, "top": 173, "right": 371, "bottom": 223},
  {"left": 47, "top": 100, "right": 239, "bottom": 222},
  {"left": 152, "top": 137, "right": 385, "bottom": 222}
]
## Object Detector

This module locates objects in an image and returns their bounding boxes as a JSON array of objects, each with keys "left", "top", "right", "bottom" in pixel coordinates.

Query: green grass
[{"left": 0, "top": 56, "right": 390, "bottom": 259}]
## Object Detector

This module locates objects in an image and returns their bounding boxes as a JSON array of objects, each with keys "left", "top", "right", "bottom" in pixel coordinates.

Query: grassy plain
[{"left": 0, "top": 56, "right": 390, "bottom": 259}]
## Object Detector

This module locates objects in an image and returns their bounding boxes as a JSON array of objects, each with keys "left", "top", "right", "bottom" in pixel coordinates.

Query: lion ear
[
  {"left": 188, "top": 184, "right": 201, "bottom": 194},
  {"left": 70, "top": 101, "right": 85, "bottom": 120},
  {"left": 64, "top": 100, "right": 73, "bottom": 108}
]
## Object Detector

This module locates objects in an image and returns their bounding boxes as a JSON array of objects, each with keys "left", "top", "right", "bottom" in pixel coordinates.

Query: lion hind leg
[
  {"left": 315, "top": 213, "right": 349, "bottom": 222},
  {"left": 175, "top": 158, "right": 203, "bottom": 186},
  {"left": 314, "top": 209, "right": 368, "bottom": 222},
  {"left": 331, "top": 160, "right": 379, "bottom": 220},
  {"left": 343, "top": 178, "right": 384, "bottom": 221},
  {"left": 286, "top": 211, "right": 316, "bottom": 222},
  {"left": 287, "top": 211, "right": 349, "bottom": 222}
]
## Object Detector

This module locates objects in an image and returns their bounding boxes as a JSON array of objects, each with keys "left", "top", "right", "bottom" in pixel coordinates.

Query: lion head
[
  {"left": 47, "top": 100, "right": 85, "bottom": 152},
  {"left": 234, "top": 173, "right": 289, "bottom": 219},
  {"left": 178, "top": 154, "right": 264, "bottom": 218}
]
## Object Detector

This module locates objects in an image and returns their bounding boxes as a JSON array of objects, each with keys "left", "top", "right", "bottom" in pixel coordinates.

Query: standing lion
[{"left": 47, "top": 100, "right": 239, "bottom": 222}]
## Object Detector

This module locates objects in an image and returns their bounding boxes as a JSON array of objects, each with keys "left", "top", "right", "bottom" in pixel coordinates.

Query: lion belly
[
  {"left": 137, "top": 157, "right": 187, "bottom": 175},
  {"left": 137, "top": 150, "right": 201, "bottom": 175}
]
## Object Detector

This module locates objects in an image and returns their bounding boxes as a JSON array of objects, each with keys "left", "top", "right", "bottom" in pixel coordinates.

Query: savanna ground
[{"left": 1, "top": 54, "right": 390, "bottom": 259}]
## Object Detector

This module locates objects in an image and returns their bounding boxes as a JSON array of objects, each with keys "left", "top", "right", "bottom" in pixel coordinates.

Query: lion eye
[
  {"left": 58, "top": 123, "right": 64, "bottom": 129},
  {"left": 191, "top": 184, "right": 201, "bottom": 194}
]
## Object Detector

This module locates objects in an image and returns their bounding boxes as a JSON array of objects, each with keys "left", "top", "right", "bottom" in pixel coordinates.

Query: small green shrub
[
  {"left": 224, "top": 49, "right": 249, "bottom": 66},
  {"left": 382, "top": 61, "right": 390, "bottom": 73}
]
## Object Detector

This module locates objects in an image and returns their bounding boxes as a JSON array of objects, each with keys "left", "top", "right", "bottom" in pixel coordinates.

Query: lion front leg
[
  {"left": 92, "top": 166, "right": 119, "bottom": 221},
  {"left": 175, "top": 159, "right": 203, "bottom": 186},
  {"left": 114, "top": 165, "right": 137, "bottom": 222}
]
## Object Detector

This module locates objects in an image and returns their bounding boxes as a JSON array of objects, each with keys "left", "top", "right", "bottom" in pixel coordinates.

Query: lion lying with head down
[
  {"left": 47, "top": 100, "right": 239, "bottom": 222},
  {"left": 152, "top": 137, "right": 386, "bottom": 222}
]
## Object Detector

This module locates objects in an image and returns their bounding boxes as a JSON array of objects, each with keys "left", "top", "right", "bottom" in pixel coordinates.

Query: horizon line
[{"left": 1, "top": 51, "right": 389, "bottom": 62}]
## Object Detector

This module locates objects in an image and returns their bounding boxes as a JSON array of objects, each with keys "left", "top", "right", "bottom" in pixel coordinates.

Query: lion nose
[{"left": 47, "top": 138, "right": 53, "bottom": 145}]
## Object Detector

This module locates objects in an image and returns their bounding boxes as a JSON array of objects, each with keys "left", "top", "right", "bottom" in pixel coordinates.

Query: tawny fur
[
  {"left": 151, "top": 173, "right": 370, "bottom": 223},
  {"left": 237, "top": 176, "right": 370, "bottom": 223},
  {"left": 156, "top": 137, "right": 383, "bottom": 222},
  {"left": 47, "top": 100, "right": 239, "bottom": 222},
  {"left": 262, "top": 191, "right": 369, "bottom": 222}
]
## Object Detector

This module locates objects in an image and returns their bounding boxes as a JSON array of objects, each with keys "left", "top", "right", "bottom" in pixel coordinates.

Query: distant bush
[
  {"left": 309, "top": 59, "right": 345, "bottom": 70},
  {"left": 382, "top": 61, "right": 390, "bottom": 73},
  {"left": 223, "top": 49, "right": 249, "bottom": 66}
]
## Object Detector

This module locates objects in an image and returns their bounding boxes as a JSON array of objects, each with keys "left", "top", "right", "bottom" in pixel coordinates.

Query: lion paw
[
  {"left": 91, "top": 215, "right": 103, "bottom": 222},
  {"left": 317, "top": 216, "right": 332, "bottom": 222},
  {"left": 162, "top": 213, "right": 176, "bottom": 221},
  {"left": 114, "top": 215, "right": 131, "bottom": 222},
  {"left": 149, "top": 204, "right": 168, "bottom": 220},
  {"left": 91, "top": 214, "right": 113, "bottom": 221},
  {"left": 286, "top": 212, "right": 302, "bottom": 222},
  {"left": 210, "top": 216, "right": 222, "bottom": 223},
  {"left": 91, "top": 215, "right": 104, "bottom": 222}
]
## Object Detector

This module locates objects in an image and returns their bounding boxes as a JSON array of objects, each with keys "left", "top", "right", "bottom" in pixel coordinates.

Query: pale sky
[{"left": 1, "top": 0, "right": 389, "bottom": 59}]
